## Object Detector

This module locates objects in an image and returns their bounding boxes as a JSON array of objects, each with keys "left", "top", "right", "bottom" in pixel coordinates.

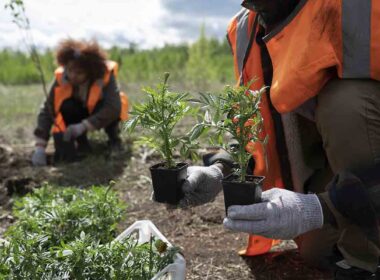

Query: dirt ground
[{"left": 0, "top": 132, "right": 335, "bottom": 280}]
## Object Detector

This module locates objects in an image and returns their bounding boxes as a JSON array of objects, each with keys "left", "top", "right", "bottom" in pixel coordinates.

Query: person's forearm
[{"left": 35, "top": 104, "right": 53, "bottom": 140}]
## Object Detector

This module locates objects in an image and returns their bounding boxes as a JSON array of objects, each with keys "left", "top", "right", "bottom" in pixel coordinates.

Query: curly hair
[{"left": 56, "top": 39, "right": 108, "bottom": 81}]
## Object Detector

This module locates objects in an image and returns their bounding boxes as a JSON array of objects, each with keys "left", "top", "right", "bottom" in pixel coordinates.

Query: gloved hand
[
  {"left": 178, "top": 165, "right": 223, "bottom": 207},
  {"left": 32, "top": 146, "right": 47, "bottom": 166},
  {"left": 223, "top": 188, "right": 324, "bottom": 239},
  {"left": 63, "top": 122, "right": 87, "bottom": 142}
]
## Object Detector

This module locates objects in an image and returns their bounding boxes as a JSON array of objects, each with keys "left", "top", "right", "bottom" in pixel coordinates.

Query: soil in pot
[
  {"left": 222, "top": 173, "right": 264, "bottom": 215},
  {"left": 149, "top": 162, "right": 188, "bottom": 204}
]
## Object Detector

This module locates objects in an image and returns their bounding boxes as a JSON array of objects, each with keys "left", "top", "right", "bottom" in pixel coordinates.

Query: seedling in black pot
[
  {"left": 195, "top": 81, "right": 267, "bottom": 214},
  {"left": 126, "top": 73, "right": 202, "bottom": 204}
]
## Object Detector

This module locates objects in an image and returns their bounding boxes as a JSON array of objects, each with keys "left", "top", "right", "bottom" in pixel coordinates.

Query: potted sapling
[
  {"left": 126, "top": 73, "right": 202, "bottom": 205},
  {"left": 196, "top": 82, "right": 267, "bottom": 214}
]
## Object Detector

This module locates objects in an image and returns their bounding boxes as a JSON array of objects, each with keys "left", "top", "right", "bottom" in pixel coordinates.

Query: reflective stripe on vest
[
  {"left": 235, "top": 8, "right": 251, "bottom": 83},
  {"left": 342, "top": 0, "right": 372, "bottom": 78},
  {"left": 228, "top": 9, "right": 285, "bottom": 257}
]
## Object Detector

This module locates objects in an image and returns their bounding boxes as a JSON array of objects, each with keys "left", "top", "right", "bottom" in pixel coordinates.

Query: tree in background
[
  {"left": 4, "top": 0, "right": 49, "bottom": 94},
  {"left": 185, "top": 24, "right": 216, "bottom": 90},
  {"left": 0, "top": 24, "right": 234, "bottom": 88}
]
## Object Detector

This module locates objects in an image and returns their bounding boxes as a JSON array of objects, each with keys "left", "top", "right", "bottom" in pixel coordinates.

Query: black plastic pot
[
  {"left": 222, "top": 174, "right": 264, "bottom": 215},
  {"left": 53, "top": 132, "right": 77, "bottom": 163},
  {"left": 149, "top": 162, "right": 188, "bottom": 204}
]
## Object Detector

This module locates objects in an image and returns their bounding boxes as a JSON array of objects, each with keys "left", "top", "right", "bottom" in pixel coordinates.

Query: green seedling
[
  {"left": 0, "top": 232, "right": 179, "bottom": 280},
  {"left": 126, "top": 73, "right": 202, "bottom": 168},
  {"left": 195, "top": 82, "right": 267, "bottom": 182},
  {"left": 0, "top": 185, "right": 180, "bottom": 279},
  {"left": 6, "top": 185, "right": 125, "bottom": 245}
]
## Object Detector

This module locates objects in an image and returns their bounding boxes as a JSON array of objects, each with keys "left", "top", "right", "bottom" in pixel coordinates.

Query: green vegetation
[
  {"left": 0, "top": 50, "right": 54, "bottom": 85},
  {"left": 0, "top": 232, "right": 178, "bottom": 280},
  {"left": 0, "top": 35, "right": 234, "bottom": 88},
  {"left": 126, "top": 73, "right": 201, "bottom": 168},
  {"left": 6, "top": 185, "right": 125, "bottom": 244},
  {"left": 5, "top": 0, "right": 51, "bottom": 96},
  {"left": 186, "top": 25, "right": 218, "bottom": 90},
  {"left": 195, "top": 83, "right": 266, "bottom": 182},
  {"left": 0, "top": 186, "right": 179, "bottom": 279}
]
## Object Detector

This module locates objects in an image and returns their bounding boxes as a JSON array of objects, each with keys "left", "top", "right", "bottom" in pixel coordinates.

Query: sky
[{"left": 0, "top": 0, "right": 241, "bottom": 50}]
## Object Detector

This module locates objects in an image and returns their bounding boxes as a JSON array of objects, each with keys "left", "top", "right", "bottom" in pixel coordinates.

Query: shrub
[{"left": 6, "top": 185, "right": 125, "bottom": 245}]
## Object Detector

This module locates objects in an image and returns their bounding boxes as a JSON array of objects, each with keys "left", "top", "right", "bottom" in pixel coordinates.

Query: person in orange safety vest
[
  {"left": 32, "top": 39, "right": 128, "bottom": 166},
  {"left": 178, "top": 1, "right": 380, "bottom": 279}
]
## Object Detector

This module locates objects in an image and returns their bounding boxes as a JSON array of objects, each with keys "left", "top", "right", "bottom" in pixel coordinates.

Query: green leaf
[
  {"left": 61, "top": 249, "right": 73, "bottom": 257},
  {"left": 189, "top": 123, "right": 205, "bottom": 141}
]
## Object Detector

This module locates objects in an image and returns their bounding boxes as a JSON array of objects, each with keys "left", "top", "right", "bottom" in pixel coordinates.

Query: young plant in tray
[
  {"left": 0, "top": 186, "right": 180, "bottom": 280},
  {"left": 5, "top": 185, "right": 125, "bottom": 245},
  {"left": 0, "top": 229, "right": 179, "bottom": 279},
  {"left": 126, "top": 73, "right": 202, "bottom": 204},
  {"left": 196, "top": 82, "right": 267, "bottom": 212}
]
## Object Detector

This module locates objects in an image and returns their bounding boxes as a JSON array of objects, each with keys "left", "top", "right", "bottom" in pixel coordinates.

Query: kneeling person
[{"left": 32, "top": 39, "right": 128, "bottom": 166}]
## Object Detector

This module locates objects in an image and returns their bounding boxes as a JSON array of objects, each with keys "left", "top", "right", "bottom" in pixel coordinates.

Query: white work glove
[
  {"left": 32, "top": 146, "right": 47, "bottom": 166},
  {"left": 178, "top": 165, "right": 223, "bottom": 207},
  {"left": 223, "top": 188, "right": 324, "bottom": 239},
  {"left": 63, "top": 122, "right": 87, "bottom": 142}
]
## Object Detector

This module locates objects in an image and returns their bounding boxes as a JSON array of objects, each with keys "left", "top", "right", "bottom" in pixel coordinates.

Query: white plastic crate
[{"left": 115, "top": 220, "right": 186, "bottom": 280}]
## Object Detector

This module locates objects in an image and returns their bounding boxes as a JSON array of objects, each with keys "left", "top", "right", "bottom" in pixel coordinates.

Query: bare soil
[{"left": 0, "top": 135, "right": 334, "bottom": 279}]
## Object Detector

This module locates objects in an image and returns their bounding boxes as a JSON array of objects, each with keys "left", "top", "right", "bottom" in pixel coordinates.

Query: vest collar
[
  {"left": 61, "top": 68, "right": 104, "bottom": 88},
  {"left": 263, "top": 0, "right": 308, "bottom": 43}
]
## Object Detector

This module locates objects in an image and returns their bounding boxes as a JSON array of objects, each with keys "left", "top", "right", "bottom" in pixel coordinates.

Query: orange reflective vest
[
  {"left": 52, "top": 60, "right": 128, "bottom": 133},
  {"left": 227, "top": 0, "right": 380, "bottom": 256}
]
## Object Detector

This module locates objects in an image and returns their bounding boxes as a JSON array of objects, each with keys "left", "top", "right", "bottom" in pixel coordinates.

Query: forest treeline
[{"left": 0, "top": 29, "right": 236, "bottom": 88}]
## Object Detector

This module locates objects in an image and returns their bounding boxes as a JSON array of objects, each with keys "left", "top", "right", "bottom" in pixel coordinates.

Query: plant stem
[
  {"left": 6, "top": 1, "right": 59, "bottom": 132},
  {"left": 163, "top": 132, "right": 174, "bottom": 168},
  {"left": 239, "top": 107, "right": 246, "bottom": 182},
  {"left": 160, "top": 77, "right": 174, "bottom": 168},
  {"left": 31, "top": 46, "right": 48, "bottom": 97},
  {"left": 239, "top": 137, "right": 246, "bottom": 182},
  {"left": 149, "top": 236, "right": 153, "bottom": 278}
]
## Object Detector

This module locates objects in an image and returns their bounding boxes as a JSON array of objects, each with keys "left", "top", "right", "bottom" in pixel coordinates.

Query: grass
[
  {"left": 0, "top": 82, "right": 150, "bottom": 145},
  {"left": 0, "top": 81, "right": 230, "bottom": 146},
  {"left": 0, "top": 84, "right": 44, "bottom": 145}
]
